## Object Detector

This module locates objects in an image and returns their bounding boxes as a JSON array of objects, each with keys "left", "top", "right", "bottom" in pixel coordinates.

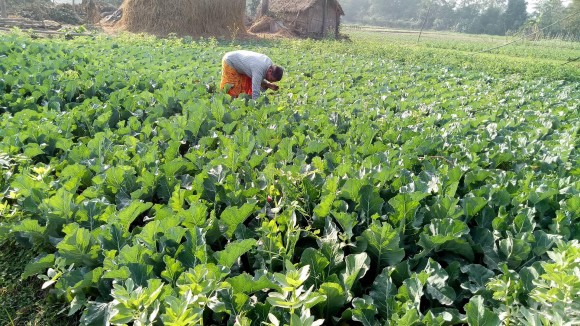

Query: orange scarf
[{"left": 220, "top": 60, "right": 252, "bottom": 97}]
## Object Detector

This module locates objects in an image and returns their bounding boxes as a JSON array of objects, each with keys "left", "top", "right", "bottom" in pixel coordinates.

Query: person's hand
[{"left": 268, "top": 83, "right": 279, "bottom": 91}]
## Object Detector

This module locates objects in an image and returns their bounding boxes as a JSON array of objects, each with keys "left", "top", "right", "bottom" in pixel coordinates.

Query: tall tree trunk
[
  {"left": 0, "top": 0, "right": 6, "bottom": 18},
  {"left": 261, "top": 0, "right": 269, "bottom": 16}
]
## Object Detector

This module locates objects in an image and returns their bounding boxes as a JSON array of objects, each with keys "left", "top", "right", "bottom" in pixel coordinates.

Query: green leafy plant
[{"left": 0, "top": 30, "right": 577, "bottom": 326}]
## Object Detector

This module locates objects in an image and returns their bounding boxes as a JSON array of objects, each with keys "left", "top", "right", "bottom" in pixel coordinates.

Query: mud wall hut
[{"left": 262, "top": 0, "right": 344, "bottom": 38}]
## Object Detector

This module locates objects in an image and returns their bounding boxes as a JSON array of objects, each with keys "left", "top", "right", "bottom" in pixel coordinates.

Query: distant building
[{"left": 261, "top": 0, "right": 344, "bottom": 38}]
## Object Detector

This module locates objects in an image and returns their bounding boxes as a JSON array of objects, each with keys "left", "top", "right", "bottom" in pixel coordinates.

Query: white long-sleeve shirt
[{"left": 223, "top": 50, "right": 273, "bottom": 99}]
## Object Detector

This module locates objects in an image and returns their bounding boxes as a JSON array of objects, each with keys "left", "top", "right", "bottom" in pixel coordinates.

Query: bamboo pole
[{"left": 321, "top": 0, "right": 327, "bottom": 37}]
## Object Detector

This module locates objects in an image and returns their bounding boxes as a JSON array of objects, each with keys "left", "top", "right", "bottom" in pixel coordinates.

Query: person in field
[{"left": 220, "top": 50, "right": 283, "bottom": 100}]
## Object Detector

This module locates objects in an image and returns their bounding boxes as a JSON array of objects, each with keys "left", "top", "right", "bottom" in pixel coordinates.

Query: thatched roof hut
[
  {"left": 118, "top": 0, "right": 246, "bottom": 37},
  {"left": 260, "top": 0, "right": 344, "bottom": 38}
]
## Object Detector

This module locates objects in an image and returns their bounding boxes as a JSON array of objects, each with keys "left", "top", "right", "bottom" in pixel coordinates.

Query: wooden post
[
  {"left": 335, "top": 11, "right": 339, "bottom": 38},
  {"left": 321, "top": 0, "right": 328, "bottom": 37}
]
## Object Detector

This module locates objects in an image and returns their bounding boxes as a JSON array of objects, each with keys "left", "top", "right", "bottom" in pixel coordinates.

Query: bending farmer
[{"left": 220, "top": 50, "right": 283, "bottom": 99}]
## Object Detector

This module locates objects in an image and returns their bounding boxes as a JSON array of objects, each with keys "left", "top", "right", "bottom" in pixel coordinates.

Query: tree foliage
[{"left": 336, "top": 0, "right": 578, "bottom": 38}]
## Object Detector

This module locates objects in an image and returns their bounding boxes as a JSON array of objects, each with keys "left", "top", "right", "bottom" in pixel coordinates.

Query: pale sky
[{"left": 527, "top": 0, "right": 572, "bottom": 12}]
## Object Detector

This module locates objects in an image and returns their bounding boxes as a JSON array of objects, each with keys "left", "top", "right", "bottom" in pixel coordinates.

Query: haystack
[
  {"left": 249, "top": 15, "right": 274, "bottom": 33},
  {"left": 118, "top": 0, "right": 246, "bottom": 37},
  {"left": 249, "top": 15, "right": 296, "bottom": 37}
]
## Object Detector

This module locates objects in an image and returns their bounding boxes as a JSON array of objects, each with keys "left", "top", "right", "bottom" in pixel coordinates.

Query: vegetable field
[{"left": 0, "top": 29, "right": 579, "bottom": 325}]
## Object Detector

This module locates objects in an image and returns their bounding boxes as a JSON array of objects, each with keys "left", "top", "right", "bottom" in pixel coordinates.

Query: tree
[
  {"left": 0, "top": 0, "right": 6, "bottom": 18},
  {"left": 504, "top": 0, "right": 527, "bottom": 32},
  {"left": 562, "top": 0, "right": 580, "bottom": 38},
  {"left": 480, "top": 6, "right": 504, "bottom": 34},
  {"left": 340, "top": 0, "right": 372, "bottom": 23},
  {"left": 535, "top": 0, "right": 566, "bottom": 37},
  {"left": 260, "top": 0, "right": 269, "bottom": 16},
  {"left": 247, "top": 0, "right": 261, "bottom": 18},
  {"left": 428, "top": 0, "right": 458, "bottom": 30}
]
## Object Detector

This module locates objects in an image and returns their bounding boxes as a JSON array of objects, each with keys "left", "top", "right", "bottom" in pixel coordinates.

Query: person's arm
[
  {"left": 261, "top": 80, "right": 279, "bottom": 91},
  {"left": 251, "top": 75, "right": 262, "bottom": 100}
]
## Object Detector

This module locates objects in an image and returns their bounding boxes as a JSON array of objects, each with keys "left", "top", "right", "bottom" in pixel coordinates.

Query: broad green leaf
[
  {"left": 80, "top": 301, "right": 111, "bottom": 326},
  {"left": 160, "top": 293, "right": 203, "bottom": 325},
  {"left": 46, "top": 187, "right": 76, "bottom": 219},
  {"left": 179, "top": 202, "right": 208, "bottom": 228},
  {"left": 528, "top": 184, "right": 558, "bottom": 205},
  {"left": 11, "top": 174, "right": 49, "bottom": 214},
  {"left": 169, "top": 185, "right": 187, "bottom": 212},
  {"left": 316, "top": 282, "right": 346, "bottom": 320},
  {"left": 332, "top": 210, "right": 357, "bottom": 240},
  {"left": 460, "top": 264, "right": 495, "bottom": 294},
  {"left": 519, "top": 263, "right": 541, "bottom": 294},
  {"left": 420, "top": 218, "right": 469, "bottom": 246},
  {"left": 300, "top": 248, "right": 330, "bottom": 287},
  {"left": 388, "top": 192, "right": 428, "bottom": 227},
  {"left": 77, "top": 199, "right": 115, "bottom": 231},
  {"left": 12, "top": 219, "right": 46, "bottom": 246},
  {"left": 465, "top": 295, "right": 500, "bottom": 326},
  {"left": 425, "top": 259, "right": 456, "bottom": 306},
  {"left": 358, "top": 185, "right": 384, "bottom": 217},
  {"left": 472, "top": 227, "right": 502, "bottom": 269},
  {"left": 135, "top": 216, "right": 181, "bottom": 250},
  {"left": 56, "top": 223, "right": 100, "bottom": 267},
  {"left": 99, "top": 224, "right": 130, "bottom": 252},
  {"left": 128, "top": 263, "right": 155, "bottom": 287},
  {"left": 214, "top": 238, "right": 257, "bottom": 269},
  {"left": 161, "top": 255, "right": 185, "bottom": 284},
  {"left": 350, "top": 296, "right": 378, "bottom": 326},
  {"left": 564, "top": 196, "right": 580, "bottom": 216},
  {"left": 532, "top": 230, "right": 559, "bottom": 256},
  {"left": 360, "top": 222, "right": 405, "bottom": 270},
  {"left": 245, "top": 302, "right": 271, "bottom": 326},
  {"left": 227, "top": 272, "right": 278, "bottom": 294},
  {"left": 464, "top": 170, "right": 492, "bottom": 189},
  {"left": 176, "top": 263, "right": 230, "bottom": 297},
  {"left": 219, "top": 203, "right": 256, "bottom": 238},
  {"left": 369, "top": 268, "right": 396, "bottom": 320},
  {"left": 104, "top": 166, "right": 138, "bottom": 201},
  {"left": 340, "top": 179, "right": 363, "bottom": 202},
  {"left": 318, "top": 219, "right": 345, "bottom": 275},
  {"left": 423, "top": 308, "right": 464, "bottom": 325},
  {"left": 176, "top": 228, "right": 208, "bottom": 268},
  {"left": 72, "top": 267, "right": 105, "bottom": 294},
  {"left": 216, "top": 287, "right": 250, "bottom": 321},
  {"left": 499, "top": 235, "right": 532, "bottom": 269},
  {"left": 460, "top": 196, "right": 487, "bottom": 221},
  {"left": 115, "top": 200, "right": 153, "bottom": 232},
  {"left": 512, "top": 208, "right": 536, "bottom": 234},
  {"left": 341, "top": 253, "right": 370, "bottom": 293},
  {"left": 22, "top": 253, "right": 55, "bottom": 279},
  {"left": 313, "top": 176, "right": 340, "bottom": 218},
  {"left": 427, "top": 196, "right": 462, "bottom": 220},
  {"left": 59, "top": 163, "right": 93, "bottom": 188}
]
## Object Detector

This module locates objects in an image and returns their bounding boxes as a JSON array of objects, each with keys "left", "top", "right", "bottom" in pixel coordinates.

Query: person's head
[{"left": 266, "top": 65, "right": 284, "bottom": 82}]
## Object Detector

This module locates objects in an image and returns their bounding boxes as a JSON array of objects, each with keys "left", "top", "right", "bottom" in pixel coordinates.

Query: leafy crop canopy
[{"left": 0, "top": 31, "right": 578, "bottom": 326}]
